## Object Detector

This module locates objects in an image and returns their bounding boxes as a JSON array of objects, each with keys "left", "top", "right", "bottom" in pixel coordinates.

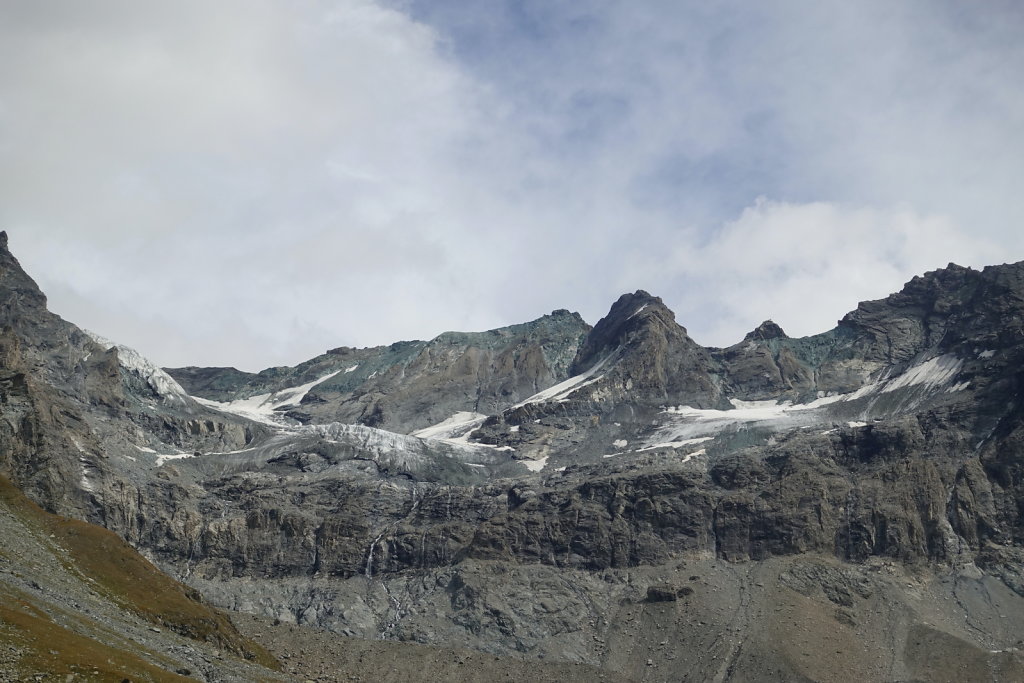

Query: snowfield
[{"left": 191, "top": 369, "right": 342, "bottom": 426}]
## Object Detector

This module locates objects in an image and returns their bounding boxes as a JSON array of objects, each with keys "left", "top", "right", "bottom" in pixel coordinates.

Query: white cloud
[
  {"left": 1, "top": 1, "right": 1022, "bottom": 369},
  {"left": 650, "top": 199, "right": 1002, "bottom": 346},
  {"left": 2, "top": 1, "right": 509, "bottom": 368}
]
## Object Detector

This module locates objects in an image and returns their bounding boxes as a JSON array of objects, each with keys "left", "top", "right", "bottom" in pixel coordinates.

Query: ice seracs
[{"left": 85, "top": 330, "right": 191, "bottom": 404}]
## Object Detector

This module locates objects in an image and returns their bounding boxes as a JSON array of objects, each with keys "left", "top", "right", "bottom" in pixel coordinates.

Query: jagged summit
[
  {"left": 0, "top": 229, "right": 48, "bottom": 319},
  {"left": 569, "top": 290, "right": 684, "bottom": 374},
  {"left": 743, "top": 319, "right": 787, "bottom": 341}
]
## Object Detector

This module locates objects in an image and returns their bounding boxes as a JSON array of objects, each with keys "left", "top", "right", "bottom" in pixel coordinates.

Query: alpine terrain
[{"left": 2, "top": 228, "right": 1024, "bottom": 682}]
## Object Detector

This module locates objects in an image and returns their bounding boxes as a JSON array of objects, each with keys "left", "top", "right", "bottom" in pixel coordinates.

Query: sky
[{"left": 1, "top": 1, "right": 1022, "bottom": 371}]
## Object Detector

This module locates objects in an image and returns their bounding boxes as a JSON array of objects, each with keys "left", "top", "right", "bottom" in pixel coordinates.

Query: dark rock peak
[
  {"left": 599, "top": 290, "right": 676, "bottom": 327},
  {"left": 0, "top": 231, "right": 48, "bottom": 319},
  {"left": 832, "top": 260, "right": 1024, "bottom": 364},
  {"left": 846, "top": 262, "right": 979, "bottom": 316},
  {"left": 838, "top": 265, "right": 960, "bottom": 332},
  {"left": 899, "top": 262, "right": 977, "bottom": 296},
  {"left": 744, "top": 320, "right": 787, "bottom": 342},
  {"left": 570, "top": 290, "right": 691, "bottom": 375}
]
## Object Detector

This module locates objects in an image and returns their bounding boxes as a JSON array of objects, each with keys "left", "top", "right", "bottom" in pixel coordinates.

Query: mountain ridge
[{"left": 3, "top": 229, "right": 1024, "bottom": 681}]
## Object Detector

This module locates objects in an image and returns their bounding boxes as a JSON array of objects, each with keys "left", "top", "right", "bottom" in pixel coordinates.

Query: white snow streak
[
  {"left": 636, "top": 436, "right": 714, "bottom": 452},
  {"left": 191, "top": 369, "right": 342, "bottom": 426},
  {"left": 879, "top": 354, "right": 962, "bottom": 394},
  {"left": 516, "top": 353, "right": 615, "bottom": 406},
  {"left": 412, "top": 412, "right": 488, "bottom": 441},
  {"left": 628, "top": 304, "right": 649, "bottom": 319}
]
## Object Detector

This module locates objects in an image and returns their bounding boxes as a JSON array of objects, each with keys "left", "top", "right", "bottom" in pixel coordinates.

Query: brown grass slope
[{"left": 0, "top": 475, "right": 279, "bottom": 680}]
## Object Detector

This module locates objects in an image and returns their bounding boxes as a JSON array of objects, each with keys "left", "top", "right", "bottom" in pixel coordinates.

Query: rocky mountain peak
[
  {"left": 548, "top": 308, "right": 585, "bottom": 321},
  {"left": 570, "top": 290, "right": 684, "bottom": 374},
  {"left": 834, "top": 261, "right": 1018, "bottom": 363},
  {"left": 743, "top": 319, "right": 787, "bottom": 342},
  {"left": 0, "top": 231, "right": 48, "bottom": 320}
]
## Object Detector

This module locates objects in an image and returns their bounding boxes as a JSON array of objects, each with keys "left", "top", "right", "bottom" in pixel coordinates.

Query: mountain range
[{"left": 2, "top": 229, "right": 1024, "bottom": 681}]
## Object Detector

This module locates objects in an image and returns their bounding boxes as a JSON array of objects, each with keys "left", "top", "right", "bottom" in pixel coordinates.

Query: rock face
[
  {"left": 168, "top": 309, "right": 589, "bottom": 434},
  {"left": 3, "top": 229, "right": 1024, "bottom": 680},
  {"left": 569, "top": 290, "right": 726, "bottom": 408}
]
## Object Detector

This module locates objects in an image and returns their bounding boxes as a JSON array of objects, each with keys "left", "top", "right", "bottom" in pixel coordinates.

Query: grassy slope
[{"left": 0, "top": 475, "right": 279, "bottom": 679}]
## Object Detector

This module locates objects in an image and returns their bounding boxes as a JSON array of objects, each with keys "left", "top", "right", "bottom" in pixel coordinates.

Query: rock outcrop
[{"left": 169, "top": 310, "right": 589, "bottom": 434}]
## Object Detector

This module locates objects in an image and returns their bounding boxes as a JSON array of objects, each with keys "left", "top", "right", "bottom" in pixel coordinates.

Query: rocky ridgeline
[
  {"left": 167, "top": 309, "right": 590, "bottom": 434},
  {"left": 2, "top": 229, "right": 1024, "bottom": 678}
]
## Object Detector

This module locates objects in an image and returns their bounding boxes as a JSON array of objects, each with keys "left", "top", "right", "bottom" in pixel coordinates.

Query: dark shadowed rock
[{"left": 744, "top": 320, "right": 788, "bottom": 342}]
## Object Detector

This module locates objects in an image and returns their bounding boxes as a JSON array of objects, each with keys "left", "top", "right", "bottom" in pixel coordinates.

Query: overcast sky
[{"left": 2, "top": 1, "right": 1022, "bottom": 370}]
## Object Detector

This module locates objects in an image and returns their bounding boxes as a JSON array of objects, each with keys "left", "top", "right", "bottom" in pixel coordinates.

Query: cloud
[
  {"left": 1, "top": 1, "right": 1022, "bottom": 370},
  {"left": 645, "top": 199, "right": 1002, "bottom": 346},
  {"left": 2, "top": 1, "right": 506, "bottom": 367}
]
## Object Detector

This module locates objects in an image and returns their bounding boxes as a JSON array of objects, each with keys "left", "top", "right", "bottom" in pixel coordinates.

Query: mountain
[
  {"left": 166, "top": 309, "right": 589, "bottom": 434},
  {"left": 2, "top": 229, "right": 1024, "bottom": 681}
]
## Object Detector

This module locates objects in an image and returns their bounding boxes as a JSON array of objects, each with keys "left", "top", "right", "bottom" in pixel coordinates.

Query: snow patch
[
  {"left": 412, "top": 412, "right": 488, "bottom": 444},
  {"left": 879, "top": 354, "right": 962, "bottom": 394},
  {"left": 613, "top": 439, "right": 628, "bottom": 449},
  {"left": 979, "top": 349, "right": 995, "bottom": 359},
  {"left": 681, "top": 448, "right": 706, "bottom": 463},
  {"left": 192, "top": 369, "right": 341, "bottom": 426},
  {"left": 345, "top": 364, "right": 359, "bottom": 373},
  {"left": 637, "top": 436, "right": 714, "bottom": 452},
  {"left": 684, "top": 448, "right": 708, "bottom": 464},
  {"left": 155, "top": 452, "right": 194, "bottom": 467},
  {"left": 523, "top": 457, "right": 548, "bottom": 472}
]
